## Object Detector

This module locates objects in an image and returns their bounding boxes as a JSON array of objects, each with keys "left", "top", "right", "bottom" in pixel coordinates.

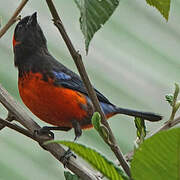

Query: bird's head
[{"left": 13, "top": 12, "right": 47, "bottom": 57}]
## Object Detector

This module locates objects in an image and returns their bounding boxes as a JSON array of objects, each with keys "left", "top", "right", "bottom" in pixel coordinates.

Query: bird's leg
[
  {"left": 34, "top": 126, "right": 71, "bottom": 139},
  {"left": 60, "top": 120, "right": 82, "bottom": 167},
  {"left": 72, "top": 120, "right": 82, "bottom": 141}
]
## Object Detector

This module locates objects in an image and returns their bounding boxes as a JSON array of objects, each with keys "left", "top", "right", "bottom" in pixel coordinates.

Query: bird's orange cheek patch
[{"left": 13, "top": 34, "right": 21, "bottom": 47}]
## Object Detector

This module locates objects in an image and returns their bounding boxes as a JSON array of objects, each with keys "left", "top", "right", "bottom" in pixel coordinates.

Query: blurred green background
[{"left": 0, "top": 0, "right": 180, "bottom": 179}]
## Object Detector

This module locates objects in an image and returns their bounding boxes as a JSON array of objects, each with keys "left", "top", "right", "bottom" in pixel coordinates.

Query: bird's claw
[
  {"left": 34, "top": 127, "right": 54, "bottom": 139},
  {"left": 60, "top": 148, "right": 76, "bottom": 168}
]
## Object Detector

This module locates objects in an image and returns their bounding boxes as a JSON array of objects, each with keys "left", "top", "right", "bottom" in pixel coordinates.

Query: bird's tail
[{"left": 115, "top": 107, "right": 162, "bottom": 121}]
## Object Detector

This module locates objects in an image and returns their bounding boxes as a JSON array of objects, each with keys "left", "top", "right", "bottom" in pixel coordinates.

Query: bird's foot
[
  {"left": 34, "top": 126, "right": 54, "bottom": 139},
  {"left": 60, "top": 148, "right": 76, "bottom": 167}
]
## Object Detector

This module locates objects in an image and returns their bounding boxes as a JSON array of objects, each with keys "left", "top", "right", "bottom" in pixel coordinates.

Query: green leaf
[
  {"left": 131, "top": 128, "right": 180, "bottom": 180},
  {"left": 91, "top": 112, "right": 101, "bottom": 131},
  {"left": 46, "top": 141, "right": 128, "bottom": 180},
  {"left": 74, "top": 0, "right": 120, "bottom": 54},
  {"left": 91, "top": 112, "right": 110, "bottom": 144},
  {"left": 134, "top": 117, "right": 146, "bottom": 141},
  {"left": 166, "top": 84, "right": 180, "bottom": 108},
  {"left": 146, "top": 0, "right": 170, "bottom": 21},
  {"left": 165, "top": 94, "right": 173, "bottom": 106},
  {"left": 64, "top": 171, "right": 80, "bottom": 180}
]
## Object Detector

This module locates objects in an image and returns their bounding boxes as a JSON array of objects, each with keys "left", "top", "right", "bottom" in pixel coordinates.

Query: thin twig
[
  {"left": 0, "top": 118, "right": 37, "bottom": 140},
  {"left": 0, "top": 0, "right": 28, "bottom": 38},
  {"left": 150, "top": 116, "right": 180, "bottom": 137},
  {"left": 45, "top": 0, "right": 131, "bottom": 177},
  {"left": 0, "top": 112, "right": 14, "bottom": 130},
  {"left": 0, "top": 84, "right": 97, "bottom": 180}
]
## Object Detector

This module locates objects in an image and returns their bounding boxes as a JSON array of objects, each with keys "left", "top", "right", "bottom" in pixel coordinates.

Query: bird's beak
[{"left": 27, "top": 12, "right": 37, "bottom": 27}]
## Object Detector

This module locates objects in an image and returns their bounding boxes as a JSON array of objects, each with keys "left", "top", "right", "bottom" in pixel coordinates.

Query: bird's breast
[{"left": 18, "top": 71, "right": 93, "bottom": 128}]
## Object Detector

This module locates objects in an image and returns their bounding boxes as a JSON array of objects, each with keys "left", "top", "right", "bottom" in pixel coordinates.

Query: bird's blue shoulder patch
[
  {"left": 53, "top": 71, "right": 71, "bottom": 80},
  {"left": 100, "top": 102, "right": 116, "bottom": 115},
  {"left": 86, "top": 97, "right": 115, "bottom": 115}
]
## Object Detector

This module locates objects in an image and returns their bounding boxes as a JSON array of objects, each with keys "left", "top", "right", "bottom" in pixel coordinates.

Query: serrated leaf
[
  {"left": 131, "top": 128, "right": 180, "bottom": 180},
  {"left": 74, "top": 0, "right": 120, "bottom": 54},
  {"left": 64, "top": 171, "right": 80, "bottom": 180},
  {"left": 46, "top": 141, "right": 128, "bottom": 180},
  {"left": 146, "top": 0, "right": 170, "bottom": 21}
]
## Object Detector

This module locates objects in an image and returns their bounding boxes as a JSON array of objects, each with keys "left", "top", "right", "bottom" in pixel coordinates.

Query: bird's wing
[{"left": 49, "top": 58, "right": 112, "bottom": 105}]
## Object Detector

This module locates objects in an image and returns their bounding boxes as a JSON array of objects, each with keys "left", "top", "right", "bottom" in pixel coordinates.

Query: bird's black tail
[{"left": 115, "top": 107, "right": 162, "bottom": 121}]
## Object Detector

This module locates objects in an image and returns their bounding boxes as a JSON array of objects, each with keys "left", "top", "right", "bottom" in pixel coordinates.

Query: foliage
[
  {"left": 74, "top": 0, "right": 170, "bottom": 53},
  {"left": 131, "top": 128, "right": 180, "bottom": 180},
  {"left": 0, "top": 0, "right": 176, "bottom": 179},
  {"left": 91, "top": 112, "right": 110, "bottom": 144},
  {"left": 134, "top": 117, "right": 146, "bottom": 145},
  {"left": 45, "top": 140, "right": 128, "bottom": 180},
  {"left": 131, "top": 83, "right": 180, "bottom": 180},
  {"left": 74, "top": 0, "right": 120, "bottom": 53},
  {"left": 146, "top": 0, "right": 170, "bottom": 21},
  {"left": 166, "top": 83, "right": 180, "bottom": 122}
]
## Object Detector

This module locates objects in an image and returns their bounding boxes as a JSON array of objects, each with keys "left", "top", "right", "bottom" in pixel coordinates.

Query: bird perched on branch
[{"left": 13, "top": 12, "right": 162, "bottom": 140}]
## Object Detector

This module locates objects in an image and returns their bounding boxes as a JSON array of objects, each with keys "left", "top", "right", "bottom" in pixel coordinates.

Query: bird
[{"left": 13, "top": 12, "right": 162, "bottom": 140}]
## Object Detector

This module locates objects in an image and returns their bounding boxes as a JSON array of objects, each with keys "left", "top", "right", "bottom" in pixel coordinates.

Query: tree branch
[
  {"left": 124, "top": 115, "right": 180, "bottom": 162},
  {"left": 150, "top": 116, "right": 180, "bottom": 137},
  {"left": 0, "top": 84, "right": 98, "bottom": 180},
  {"left": 45, "top": 0, "right": 131, "bottom": 177},
  {"left": 0, "top": 117, "right": 37, "bottom": 140},
  {"left": 0, "top": 112, "right": 15, "bottom": 130},
  {"left": 0, "top": 0, "right": 28, "bottom": 38}
]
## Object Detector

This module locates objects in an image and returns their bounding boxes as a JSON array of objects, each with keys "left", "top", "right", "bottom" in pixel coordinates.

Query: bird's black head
[{"left": 13, "top": 12, "right": 47, "bottom": 64}]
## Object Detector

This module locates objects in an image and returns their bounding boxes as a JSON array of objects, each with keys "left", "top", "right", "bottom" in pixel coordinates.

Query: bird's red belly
[{"left": 18, "top": 72, "right": 90, "bottom": 128}]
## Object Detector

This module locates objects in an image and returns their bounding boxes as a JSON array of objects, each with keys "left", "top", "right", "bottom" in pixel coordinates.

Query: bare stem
[
  {"left": 0, "top": 112, "right": 15, "bottom": 130},
  {"left": 0, "top": 117, "right": 37, "bottom": 140},
  {"left": 45, "top": 0, "right": 131, "bottom": 177},
  {"left": 150, "top": 116, "right": 180, "bottom": 137},
  {"left": 0, "top": 0, "right": 28, "bottom": 38}
]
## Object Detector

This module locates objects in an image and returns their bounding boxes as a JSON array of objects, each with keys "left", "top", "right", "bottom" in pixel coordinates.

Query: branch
[
  {"left": 0, "top": 112, "right": 14, "bottom": 130},
  {"left": 45, "top": 0, "right": 131, "bottom": 177},
  {"left": 150, "top": 116, "right": 180, "bottom": 137},
  {"left": 0, "top": 117, "right": 37, "bottom": 140},
  {"left": 0, "top": 84, "right": 98, "bottom": 180},
  {"left": 124, "top": 115, "right": 180, "bottom": 162},
  {"left": 0, "top": 0, "right": 28, "bottom": 38}
]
